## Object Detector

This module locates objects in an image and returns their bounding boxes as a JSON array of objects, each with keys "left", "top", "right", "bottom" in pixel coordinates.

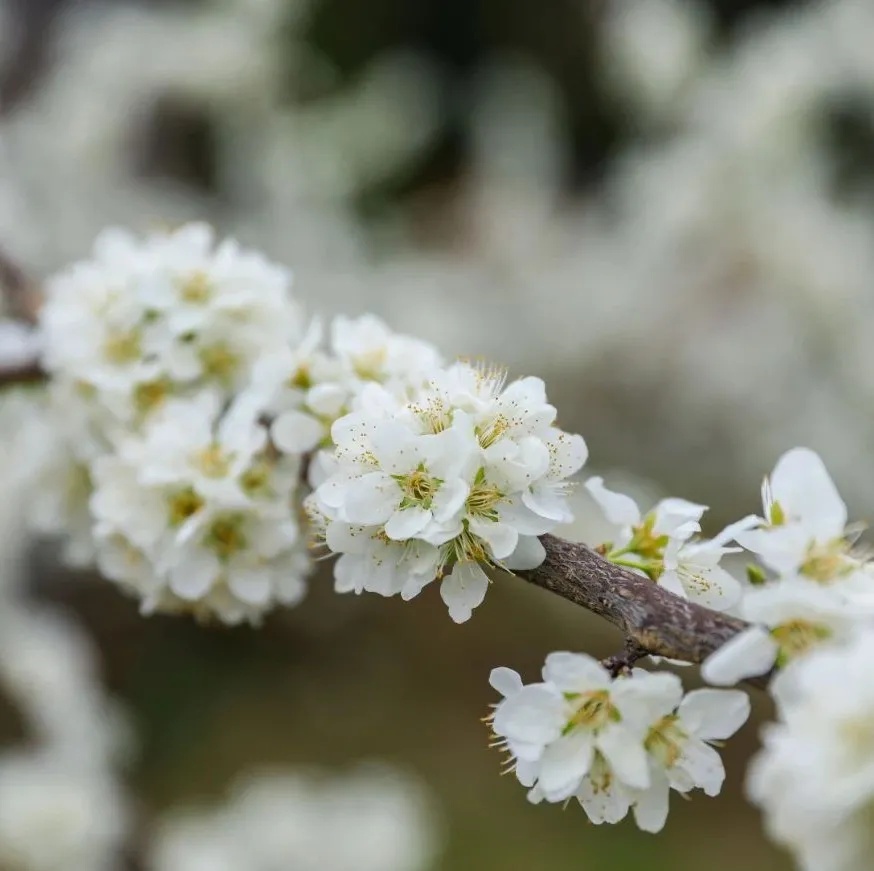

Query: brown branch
[
  {"left": 0, "top": 245, "right": 41, "bottom": 324},
  {"left": 0, "top": 359, "right": 45, "bottom": 389},
  {"left": 520, "top": 534, "right": 766, "bottom": 686}
]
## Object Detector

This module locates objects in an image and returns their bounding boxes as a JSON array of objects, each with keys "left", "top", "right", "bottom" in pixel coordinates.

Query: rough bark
[{"left": 520, "top": 534, "right": 759, "bottom": 678}]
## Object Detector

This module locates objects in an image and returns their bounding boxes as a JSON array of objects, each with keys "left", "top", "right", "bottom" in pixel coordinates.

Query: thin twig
[
  {"left": 520, "top": 534, "right": 767, "bottom": 688},
  {"left": 0, "top": 245, "right": 40, "bottom": 324},
  {"left": 0, "top": 359, "right": 45, "bottom": 389}
]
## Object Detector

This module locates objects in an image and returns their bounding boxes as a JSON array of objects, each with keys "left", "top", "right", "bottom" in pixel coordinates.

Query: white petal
[
  {"left": 432, "top": 478, "right": 469, "bottom": 522},
  {"left": 677, "top": 737, "right": 725, "bottom": 796},
  {"left": 384, "top": 506, "right": 431, "bottom": 541},
  {"left": 521, "top": 485, "right": 572, "bottom": 524},
  {"left": 657, "top": 570, "right": 687, "bottom": 599},
  {"left": 710, "top": 514, "right": 761, "bottom": 547},
  {"left": 652, "top": 498, "right": 706, "bottom": 538},
  {"left": 545, "top": 429, "right": 588, "bottom": 480},
  {"left": 584, "top": 476, "right": 641, "bottom": 527},
  {"left": 632, "top": 768, "right": 671, "bottom": 833},
  {"left": 515, "top": 759, "right": 539, "bottom": 788},
  {"left": 701, "top": 627, "right": 778, "bottom": 686},
  {"left": 343, "top": 472, "right": 398, "bottom": 525},
  {"left": 440, "top": 561, "right": 490, "bottom": 623},
  {"left": 369, "top": 420, "right": 421, "bottom": 474},
  {"left": 489, "top": 667, "right": 523, "bottom": 698},
  {"left": 597, "top": 725, "right": 650, "bottom": 789},
  {"left": 677, "top": 563, "right": 743, "bottom": 611},
  {"left": 325, "top": 522, "right": 371, "bottom": 555},
  {"left": 307, "top": 383, "right": 346, "bottom": 417},
  {"left": 770, "top": 447, "right": 847, "bottom": 540},
  {"left": 170, "top": 550, "right": 219, "bottom": 600},
  {"left": 334, "top": 553, "right": 364, "bottom": 594},
  {"left": 492, "top": 685, "right": 565, "bottom": 745},
  {"left": 576, "top": 762, "right": 632, "bottom": 825},
  {"left": 503, "top": 535, "right": 546, "bottom": 570},
  {"left": 228, "top": 567, "right": 273, "bottom": 605},
  {"left": 615, "top": 670, "right": 684, "bottom": 722},
  {"left": 542, "top": 652, "right": 611, "bottom": 693},
  {"left": 469, "top": 516, "right": 518, "bottom": 560},
  {"left": 678, "top": 689, "right": 750, "bottom": 741},
  {"left": 271, "top": 411, "right": 323, "bottom": 453},
  {"left": 537, "top": 731, "right": 595, "bottom": 800}
]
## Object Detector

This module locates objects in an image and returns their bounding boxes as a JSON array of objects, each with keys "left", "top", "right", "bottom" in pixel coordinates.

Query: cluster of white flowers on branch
[
  {"left": 307, "top": 364, "right": 587, "bottom": 621},
  {"left": 489, "top": 654, "right": 749, "bottom": 831},
  {"left": 4, "top": 223, "right": 874, "bottom": 867}
]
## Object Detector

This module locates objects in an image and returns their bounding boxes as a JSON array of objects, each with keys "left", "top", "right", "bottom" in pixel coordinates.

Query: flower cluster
[
  {"left": 747, "top": 631, "right": 874, "bottom": 871},
  {"left": 703, "top": 448, "right": 874, "bottom": 685},
  {"left": 308, "top": 362, "right": 587, "bottom": 621},
  {"left": 32, "top": 225, "right": 461, "bottom": 621},
  {"left": 585, "top": 476, "right": 755, "bottom": 610},
  {"left": 40, "top": 224, "right": 304, "bottom": 433},
  {"left": 488, "top": 652, "right": 749, "bottom": 831},
  {"left": 253, "top": 314, "right": 443, "bottom": 461},
  {"left": 89, "top": 391, "right": 310, "bottom": 624},
  {"left": 148, "top": 766, "right": 436, "bottom": 871},
  {"left": 0, "top": 751, "right": 129, "bottom": 871}
]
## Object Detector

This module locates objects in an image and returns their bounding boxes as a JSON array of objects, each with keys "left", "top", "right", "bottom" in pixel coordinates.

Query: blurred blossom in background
[{"left": 1, "top": 0, "right": 872, "bottom": 867}]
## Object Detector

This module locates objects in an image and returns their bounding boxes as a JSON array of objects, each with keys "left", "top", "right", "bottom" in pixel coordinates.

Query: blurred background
[{"left": 3, "top": 0, "right": 874, "bottom": 867}]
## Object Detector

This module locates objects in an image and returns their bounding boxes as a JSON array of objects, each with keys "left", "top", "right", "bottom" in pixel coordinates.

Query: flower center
[
  {"left": 564, "top": 690, "right": 620, "bottom": 733},
  {"left": 179, "top": 271, "right": 211, "bottom": 304},
  {"left": 287, "top": 364, "right": 312, "bottom": 390},
  {"left": 199, "top": 344, "right": 240, "bottom": 383},
  {"left": 205, "top": 515, "right": 248, "bottom": 559},
  {"left": 352, "top": 347, "right": 387, "bottom": 381},
  {"left": 628, "top": 515, "right": 669, "bottom": 562},
  {"left": 167, "top": 487, "right": 205, "bottom": 526},
  {"left": 195, "top": 445, "right": 231, "bottom": 478},
  {"left": 103, "top": 329, "right": 141, "bottom": 364},
  {"left": 134, "top": 378, "right": 171, "bottom": 414},
  {"left": 799, "top": 539, "right": 854, "bottom": 583},
  {"left": 394, "top": 464, "right": 441, "bottom": 509},
  {"left": 411, "top": 396, "right": 451, "bottom": 434},
  {"left": 771, "top": 620, "right": 832, "bottom": 666},
  {"left": 240, "top": 461, "right": 272, "bottom": 497},
  {"left": 467, "top": 470, "right": 503, "bottom": 521},
  {"left": 477, "top": 415, "right": 509, "bottom": 449},
  {"left": 645, "top": 715, "right": 686, "bottom": 767}
]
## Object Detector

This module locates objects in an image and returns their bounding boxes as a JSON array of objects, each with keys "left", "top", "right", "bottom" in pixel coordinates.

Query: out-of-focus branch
[
  {"left": 0, "top": 246, "right": 46, "bottom": 387},
  {"left": 0, "top": 245, "right": 41, "bottom": 324},
  {"left": 0, "top": 359, "right": 45, "bottom": 388},
  {"left": 520, "top": 534, "right": 765, "bottom": 686}
]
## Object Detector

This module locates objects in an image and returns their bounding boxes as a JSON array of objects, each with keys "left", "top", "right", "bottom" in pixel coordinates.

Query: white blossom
[
  {"left": 702, "top": 579, "right": 861, "bottom": 686},
  {"left": 488, "top": 654, "right": 749, "bottom": 831},
  {"left": 585, "top": 476, "right": 752, "bottom": 610},
  {"left": 735, "top": 447, "right": 859, "bottom": 581},
  {"left": 312, "top": 362, "right": 586, "bottom": 621},
  {"left": 89, "top": 391, "right": 311, "bottom": 623},
  {"left": 0, "top": 752, "right": 129, "bottom": 871},
  {"left": 148, "top": 766, "right": 437, "bottom": 871},
  {"left": 39, "top": 223, "right": 305, "bottom": 436},
  {"left": 253, "top": 314, "right": 443, "bottom": 459},
  {"left": 747, "top": 630, "right": 874, "bottom": 871}
]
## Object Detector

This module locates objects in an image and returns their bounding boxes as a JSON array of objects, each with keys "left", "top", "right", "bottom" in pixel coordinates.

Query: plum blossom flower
[
  {"left": 488, "top": 654, "right": 749, "bottom": 831},
  {"left": 585, "top": 476, "right": 753, "bottom": 610},
  {"left": 735, "top": 447, "right": 860, "bottom": 582},
  {"left": 747, "top": 630, "right": 874, "bottom": 871},
  {"left": 252, "top": 314, "right": 443, "bottom": 459},
  {"left": 40, "top": 223, "right": 304, "bottom": 436},
  {"left": 702, "top": 579, "right": 860, "bottom": 686},
  {"left": 312, "top": 362, "right": 587, "bottom": 621},
  {"left": 89, "top": 391, "right": 311, "bottom": 623}
]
